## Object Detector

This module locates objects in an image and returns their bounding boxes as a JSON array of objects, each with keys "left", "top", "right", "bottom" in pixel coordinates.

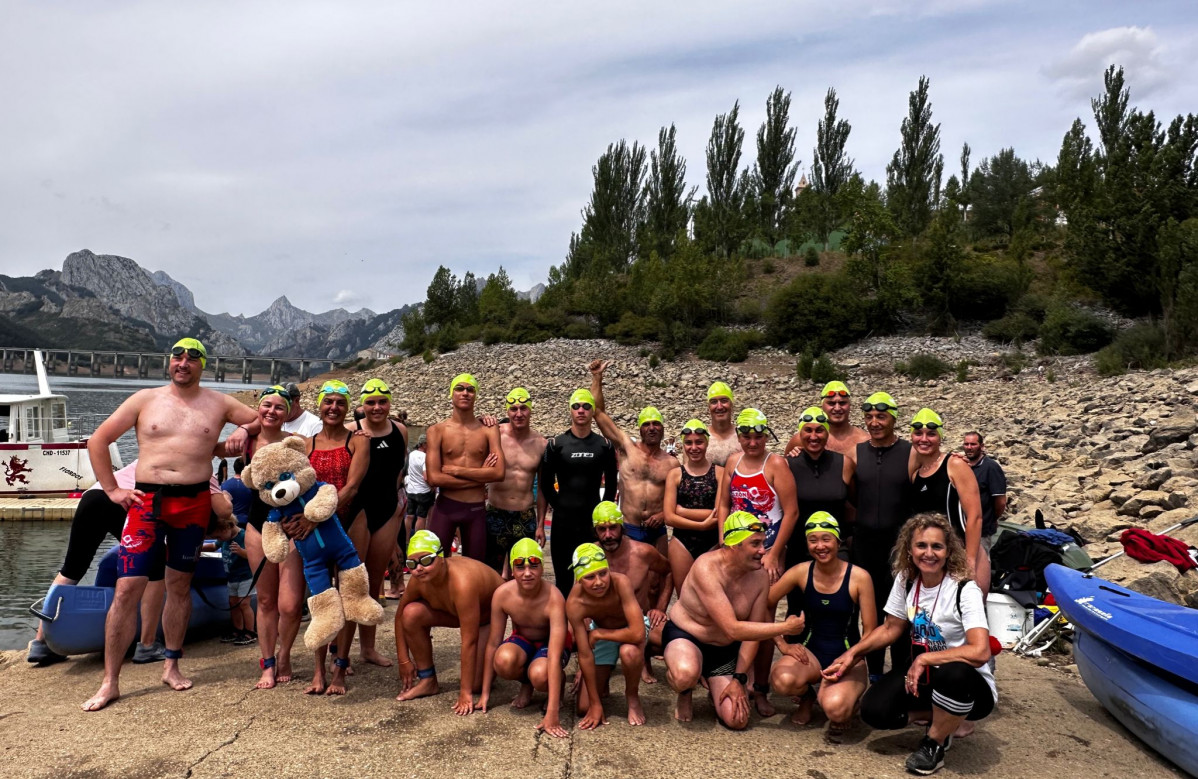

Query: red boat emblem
[{"left": 4, "top": 455, "right": 32, "bottom": 486}]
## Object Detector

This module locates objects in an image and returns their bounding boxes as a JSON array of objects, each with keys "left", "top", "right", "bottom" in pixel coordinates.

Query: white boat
[{"left": 0, "top": 350, "right": 123, "bottom": 497}]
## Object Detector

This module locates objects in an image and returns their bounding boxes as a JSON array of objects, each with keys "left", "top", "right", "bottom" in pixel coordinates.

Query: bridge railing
[{"left": 0, "top": 348, "right": 341, "bottom": 384}]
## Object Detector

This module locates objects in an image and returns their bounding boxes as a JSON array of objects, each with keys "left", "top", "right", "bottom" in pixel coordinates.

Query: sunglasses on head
[
  {"left": 511, "top": 557, "right": 542, "bottom": 568},
  {"left": 805, "top": 520, "right": 839, "bottom": 532},
  {"left": 862, "top": 402, "right": 896, "bottom": 413},
  {"left": 822, "top": 390, "right": 849, "bottom": 398},
  {"left": 911, "top": 422, "right": 942, "bottom": 431},
  {"left": 799, "top": 413, "right": 829, "bottom": 424},
  {"left": 405, "top": 554, "right": 438, "bottom": 569},
  {"left": 571, "top": 402, "right": 593, "bottom": 411},
  {"left": 171, "top": 346, "right": 203, "bottom": 360},
  {"left": 570, "top": 551, "right": 607, "bottom": 569},
  {"left": 680, "top": 426, "right": 709, "bottom": 436},
  {"left": 724, "top": 521, "right": 767, "bottom": 538}
]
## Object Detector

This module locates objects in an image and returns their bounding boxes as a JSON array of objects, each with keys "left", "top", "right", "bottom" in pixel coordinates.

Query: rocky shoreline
[{"left": 272, "top": 336, "right": 1198, "bottom": 607}]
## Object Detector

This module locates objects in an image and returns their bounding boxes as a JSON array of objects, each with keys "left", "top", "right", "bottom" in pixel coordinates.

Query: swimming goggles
[
  {"left": 361, "top": 381, "right": 391, "bottom": 397},
  {"left": 798, "top": 413, "right": 829, "bottom": 424},
  {"left": 805, "top": 520, "right": 839, "bottom": 532},
  {"left": 259, "top": 387, "right": 287, "bottom": 400},
  {"left": 723, "top": 521, "right": 767, "bottom": 538},
  {"left": 822, "top": 389, "right": 849, "bottom": 398},
  {"left": 737, "top": 424, "right": 769, "bottom": 434},
  {"left": 405, "top": 554, "right": 438, "bottom": 569},
  {"left": 680, "top": 426, "right": 710, "bottom": 436},
  {"left": 861, "top": 402, "right": 897, "bottom": 413},
  {"left": 570, "top": 551, "right": 607, "bottom": 569},
  {"left": 170, "top": 346, "right": 204, "bottom": 360},
  {"left": 320, "top": 382, "right": 349, "bottom": 395},
  {"left": 910, "top": 421, "right": 943, "bottom": 431},
  {"left": 571, "top": 402, "right": 593, "bottom": 411},
  {"left": 511, "top": 557, "right": 542, "bottom": 568}
]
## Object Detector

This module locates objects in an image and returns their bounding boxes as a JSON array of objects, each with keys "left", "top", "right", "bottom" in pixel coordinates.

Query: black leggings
[
  {"left": 860, "top": 662, "right": 995, "bottom": 730},
  {"left": 549, "top": 515, "right": 594, "bottom": 598},
  {"left": 60, "top": 489, "right": 165, "bottom": 582},
  {"left": 851, "top": 529, "right": 909, "bottom": 676}
]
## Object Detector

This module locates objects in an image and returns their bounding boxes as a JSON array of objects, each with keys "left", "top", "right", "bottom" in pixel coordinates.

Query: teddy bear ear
[
  {"left": 284, "top": 436, "right": 306, "bottom": 453},
  {"left": 241, "top": 463, "right": 256, "bottom": 490}
]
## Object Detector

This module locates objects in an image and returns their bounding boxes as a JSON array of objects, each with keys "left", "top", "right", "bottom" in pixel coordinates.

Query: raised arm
[{"left": 588, "top": 360, "right": 632, "bottom": 452}]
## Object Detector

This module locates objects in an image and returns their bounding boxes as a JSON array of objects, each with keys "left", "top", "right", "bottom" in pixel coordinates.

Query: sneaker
[
  {"left": 905, "top": 736, "right": 947, "bottom": 775},
  {"left": 27, "top": 639, "right": 67, "bottom": 666},
  {"left": 132, "top": 640, "right": 167, "bottom": 664},
  {"left": 234, "top": 630, "right": 257, "bottom": 646},
  {"left": 220, "top": 631, "right": 239, "bottom": 643}
]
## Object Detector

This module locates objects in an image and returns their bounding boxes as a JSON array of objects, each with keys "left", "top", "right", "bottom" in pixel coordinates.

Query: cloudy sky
[{"left": 1, "top": 1, "right": 1194, "bottom": 317}]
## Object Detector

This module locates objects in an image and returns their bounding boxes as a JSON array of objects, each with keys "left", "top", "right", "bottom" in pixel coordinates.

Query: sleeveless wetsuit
[
  {"left": 539, "top": 430, "right": 618, "bottom": 596},
  {"left": 673, "top": 464, "right": 719, "bottom": 559},
  {"left": 357, "top": 420, "right": 407, "bottom": 534},
  {"left": 309, "top": 435, "right": 355, "bottom": 530},
  {"left": 911, "top": 455, "right": 966, "bottom": 538},
  {"left": 729, "top": 454, "right": 783, "bottom": 548},
  {"left": 787, "top": 449, "right": 849, "bottom": 569},
  {"left": 786, "top": 562, "right": 861, "bottom": 668}
]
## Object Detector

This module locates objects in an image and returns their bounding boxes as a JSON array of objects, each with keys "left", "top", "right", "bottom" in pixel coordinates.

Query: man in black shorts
[
  {"left": 405, "top": 434, "right": 434, "bottom": 532},
  {"left": 539, "top": 388, "right": 618, "bottom": 597}
]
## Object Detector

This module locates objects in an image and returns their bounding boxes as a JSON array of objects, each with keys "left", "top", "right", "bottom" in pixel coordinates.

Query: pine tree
[
  {"left": 752, "top": 87, "right": 800, "bottom": 243},
  {"left": 886, "top": 76, "right": 943, "bottom": 237},
  {"left": 810, "top": 88, "right": 855, "bottom": 247},
  {"left": 643, "top": 124, "right": 696, "bottom": 259}
]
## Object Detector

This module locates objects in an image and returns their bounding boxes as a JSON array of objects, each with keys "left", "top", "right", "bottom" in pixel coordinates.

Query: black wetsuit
[
  {"left": 786, "top": 449, "right": 849, "bottom": 570},
  {"left": 540, "top": 429, "right": 618, "bottom": 596},
  {"left": 357, "top": 419, "right": 407, "bottom": 534},
  {"left": 853, "top": 438, "right": 912, "bottom": 677}
]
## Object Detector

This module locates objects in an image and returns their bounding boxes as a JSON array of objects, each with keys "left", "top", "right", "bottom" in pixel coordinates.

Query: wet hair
[
  {"left": 891, "top": 512, "right": 971, "bottom": 583},
  {"left": 964, "top": 431, "right": 984, "bottom": 445}
]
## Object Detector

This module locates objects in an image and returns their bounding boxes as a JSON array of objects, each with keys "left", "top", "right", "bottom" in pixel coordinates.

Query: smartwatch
[{"left": 731, "top": 672, "right": 748, "bottom": 685}]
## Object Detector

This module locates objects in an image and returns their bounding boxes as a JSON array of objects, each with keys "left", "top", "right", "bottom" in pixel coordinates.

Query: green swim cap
[
  {"left": 259, "top": 385, "right": 292, "bottom": 412},
  {"left": 509, "top": 537, "right": 543, "bottom": 566},
  {"left": 360, "top": 378, "right": 391, "bottom": 406},
  {"left": 804, "top": 510, "right": 841, "bottom": 540},
  {"left": 736, "top": 408, "right": 769, "bottom": 430},
  {"left": 637, "top": 406, "right": 664, "bottom": 428},
  {"left": 569, "top": 388, "right": 595, "bottom": 408},
  {"left": 592, "top": 500, "right": 623, "bottom": 527},
  {"left": 723, "top": 511, "right": 766, "bottom": 547},
  {"left": 171, "top": 337, "right": 207, "bottom": 369},
  {"left": 449, "top": 373, "right": 478, "bottom": 399},
  {"left": 910, "top": 407, "right": 944, "bottom": 432},
  {"left": 797, "top": 406, "right": 830, "bottom": 433},
  {"left": 407, "top": 529, "right": 443, "bottom": 559},
  {"left": 821, "top": 381, "right": 849, "bottom": 397},
  {"left": 680, "top": 418, "right": 709, "bottom": 436},
  {"left": 571, "top": 542, "right": 609, "bottom": 581},
  {"left": 864, "top": 391, "right": 899, "bottom": 418},
  {"left": 707, "top": 381, "right": 734, "bottom": 403},
  {"left": 505, "top": 387, "right": 532, "bottom": 409},
  {"left": 317, "top": 380, "right": 350, "bottom": 408}
]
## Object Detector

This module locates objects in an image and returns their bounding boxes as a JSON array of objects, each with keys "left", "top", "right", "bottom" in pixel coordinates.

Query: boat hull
[{"left": 0, "top": 441, "right": 123, "bottom": 497}]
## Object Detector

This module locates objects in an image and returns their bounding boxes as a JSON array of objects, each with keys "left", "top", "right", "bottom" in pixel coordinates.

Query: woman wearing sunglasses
[
  {"left": 766, "top": 513, "right": 876, "bottom": 740},
  {"left": 305, "top": 380, "right": 370, "bottom": 695},
  {"left": 785, "top": 407, "right": 856, "bottom": 571},
  {"left": 663, "top": 419, "right": 725, "bottom": 595}
]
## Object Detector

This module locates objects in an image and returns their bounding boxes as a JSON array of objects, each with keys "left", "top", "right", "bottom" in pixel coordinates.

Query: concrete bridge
[{"left": 0, "top": 347, "right": 341, "bottom": 384}]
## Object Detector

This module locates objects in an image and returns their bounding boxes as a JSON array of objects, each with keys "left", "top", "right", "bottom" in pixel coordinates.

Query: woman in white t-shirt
[{"left": 821, "top": 513, "right": 995, "bottom": 776}]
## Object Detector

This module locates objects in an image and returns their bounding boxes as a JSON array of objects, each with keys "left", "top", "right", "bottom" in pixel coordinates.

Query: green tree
[
  {"left": 424, "top": 265, "right": 459, "bottom": 329},
  {"left": 1158, "top": 217, "right": 1198, "bottom": 358},
  {"left": 560, "top": 140, "right": 648, "bottom": 280},
  {"left": 920, "top": 209, "right": 966, "bottom": 333},
  {"left": 810, "top": 87, "right": 855, "bottom": 247},
  {"left": 694, "top": 102, "right": 749, "bottom": 256},
  {"left": 886, "top": 76, "right": 943, "bottom": 237},
  {"left": 478, "top": 267, "right": 519, "bottom": 326},
  {"left": 751, "top": 86, "right": 800, "bottom": 243},
  {"left": 399, "top": 308, "right": 428, "bottom": 354},
  {"left": 968, "top": 148, "right": 1036, "bottom": 239},
  {"left": 456, "top": 271, "right": 479, "bottom": 323},
  {"left": 643, "top": 124, "right": 696, "bottom": 260}
]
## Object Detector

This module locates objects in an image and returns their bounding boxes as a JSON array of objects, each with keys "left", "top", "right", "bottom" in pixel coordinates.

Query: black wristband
[{"left": 731, "top": 672, "right": 748, "bottom": 685}]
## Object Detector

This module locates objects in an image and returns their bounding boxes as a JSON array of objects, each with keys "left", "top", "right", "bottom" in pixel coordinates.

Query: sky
[{"left": 1, "top": 1, "right": 1195, "bottom": 317}]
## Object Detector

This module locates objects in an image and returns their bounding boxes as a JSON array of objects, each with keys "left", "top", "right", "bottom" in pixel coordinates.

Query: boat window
[
  {"left": 51, "top": 401, "right": 68, "bottom": 430},
  {"left": 25, "top": 406, "right": 42, "bottom": 440}
]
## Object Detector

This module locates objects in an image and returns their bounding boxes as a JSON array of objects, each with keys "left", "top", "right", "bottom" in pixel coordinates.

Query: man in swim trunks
[
  {"left": 485, "top": 387, "right": 548, "bottom": 575},
  {"left": 705, "top": 381, "right": 742, "bottom": 466},
  {"left": 477, "top": 538, "right": 570, "bottom": 737},
  {"left": 784, "top": 381, "right": 869, "bottom": 460},
  {"left": 593, "top": 501, "right": 672, "bottom": 683},
  {"left": 663, "top": 512, "right": 804, "bottom": 728},
  {"left": 81, "top": 337, "right": 258, "bottom": 712},
  {"left": 424, "top": 373, "right": 505, "bottom": 561},
  {"left": 394, "top": 530, "right": 504, "bottom": 714},
  {"left": 539, "top": 388, "right": 618, "bottom": 597},
  {"left": 588, "top": 359, "right": 680, "bottom": 555},
  {"left": 567, "top": 542, "right": 649, "bottom": 727},
  {"left": 404, "top": 433, "right": 433, "bottom": 534},
  {"left": 280, "top": 382, "right": 323, "bottom": 437}
]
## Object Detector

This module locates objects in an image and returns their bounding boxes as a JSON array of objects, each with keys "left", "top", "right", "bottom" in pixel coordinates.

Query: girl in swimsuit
[
  {"left": 663, "top": 419, "right": 725, "bottom": 596},
  {"left": 766, "top": 513, "right": 877, "bottom": 739},
  {"left": 305, "top": 380, "right": 370, "bottom": 696}
]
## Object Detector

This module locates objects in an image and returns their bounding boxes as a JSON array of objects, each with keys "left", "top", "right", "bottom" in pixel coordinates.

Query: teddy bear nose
[{"left": 274, "top": 487, "right": 287, "bottom": 500}]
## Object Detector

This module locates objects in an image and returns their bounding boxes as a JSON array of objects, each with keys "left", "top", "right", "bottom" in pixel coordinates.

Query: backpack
[{"left": 990, "top": 532, "right": 1064, "bottom": 593}]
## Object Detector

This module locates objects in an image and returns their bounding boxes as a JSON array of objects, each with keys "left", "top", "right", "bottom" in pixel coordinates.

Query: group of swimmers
[{"left": 60, "top": 337, "right": 1002, "bottom": 776}]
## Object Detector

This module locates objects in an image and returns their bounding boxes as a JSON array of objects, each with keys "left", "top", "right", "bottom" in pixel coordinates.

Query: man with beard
[
  {"left": 705, "top": 381, "right": 742, "bottom": 466},
  {"left": 588, "top": 360, "right": 680, "bottom": 555},
  {"left": 81, "top": 338, "right": 257, "bottom": 711},
  {"left": 962, "top": 431, "right": 1007, "bottom": 553},
  {"left": 484, "top": 387, "right": 548, "bottom": 575}
]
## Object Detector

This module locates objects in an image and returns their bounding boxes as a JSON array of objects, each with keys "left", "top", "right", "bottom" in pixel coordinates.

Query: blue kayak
[
  {"left": 1045, "top": 563, "right": 1198, "bottom": 685},
  {"left": 31, "top": 546, "right": 253, "bottom": 657}
]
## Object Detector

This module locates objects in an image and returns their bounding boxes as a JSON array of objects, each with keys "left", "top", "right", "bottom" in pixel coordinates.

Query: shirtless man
[
  {"left": 477, "top": 538, "right": 569, "bottom": 737},
  {"left": 81, "top": 337, "right": 257, "bottom": 711},
  {"left": 394, "top": 530, "right": 504, "bottom": 714},
  {"left": 567, "top": 542, "right": 649, "bottom": 728},
  {"left": 485, "top": 387, "right": 548, "bottom": 575},
  {"left": 785, "top": 381, "right": 869, "bottom": 460},
  {"left": 592, "top": 501, "right": 671, "bottom": 684},
  {"left": 588, "top": 360, "right": 680, "bottom": 555},
  {"left": 425, "top": 373, "right": 505, "bottom": 561},
  {"left": 662, "top": 512, "right": 804, "bottom": 728},
  {"left": 705, "top": 381, "right": 742, "bottom": 466}
]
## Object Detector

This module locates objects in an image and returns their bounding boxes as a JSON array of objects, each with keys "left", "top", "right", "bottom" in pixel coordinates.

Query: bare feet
[
  {"left": 255, "top": 666, "right": 276, "bottom": 690},
  {"left": 511, "top": 682, "right": 534, "bottom": 709},
  {"left": 326, "top": 666, "right": 348, "bottom": 695},
  {"left": 305, "top": 667, "right": 327, "bottom": 695},
  {"left": 397, "top": 675, "right": 439, "bottom": 701},
  {"left": 627, "top": 694, "right": 646, "bottom": 726},
  {"left": 640, "top": 666, "right": 657, "bottom": 685},
  {"left": 753, "top": 690, "right": 776, "bottom": 717},
  {"left": 953, "top": 721, "right": 976, "bottom": 738},
  {"left": 81, "top": 681, "right": 119, "bottom": 712},
  {"left": 789, "top": 691, "right": 814, "bottom": 725},
  {"left": 276, "top": 657, "right": 293, "bottom": 684},
  {"left": 361, "top": 649, "right": 393, "bottom": 668},
  {"left": 674, "top": 690, "right": 693, "bottom": 722},
  {"left": 161, "top": 664, "right": 193, "bottom": 692}
]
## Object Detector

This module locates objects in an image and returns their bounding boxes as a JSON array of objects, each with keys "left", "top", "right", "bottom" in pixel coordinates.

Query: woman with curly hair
[{"left": 821, "top": 513, "right": 995, "bottom": 776}]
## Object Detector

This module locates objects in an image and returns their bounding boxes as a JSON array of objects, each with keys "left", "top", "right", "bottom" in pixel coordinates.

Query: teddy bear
[{"left": 241, "top": 436, "right": 384, "bottom": 650}]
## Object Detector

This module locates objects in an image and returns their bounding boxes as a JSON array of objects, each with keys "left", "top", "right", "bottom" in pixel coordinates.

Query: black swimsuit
[
  {"left": 911, "top": 455, "right": 966, "bottom": 538},
  {"left": 357, "top": 420, "right": 407, "bottom": 533},
  {"left": 785, "top": 562, "right": 860, "bottom": 668},
  {"left": 673, "top": 464, "right": 719, "bottom": 559}
]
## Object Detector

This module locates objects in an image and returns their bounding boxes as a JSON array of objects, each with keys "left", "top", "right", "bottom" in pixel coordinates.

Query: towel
[{"left": 1119, "top": 528, "right": 1198, "bottom": 573}]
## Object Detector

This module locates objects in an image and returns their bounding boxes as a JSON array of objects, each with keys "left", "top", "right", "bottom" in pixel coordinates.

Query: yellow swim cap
[
  {"left": 259, "top": 385, "right": 292, "bottom": 412},
  {"left": 797, "top": 406, "right": 830, "bottom": 433},
  {"left": 736, "top": 408, "right": 769, "bottom": 431},
  {"left": 821, "top": 381, "right": 850, "bottom": 398},
  {"left": 569, "top": 388, "right": 595, "bottom": 408},
  {"left": 680, "top": 419, "right": 709, "bottom": 436},
  {"left": 317, "top": 380, "right": 350, "bottom": 408},
  {"left": 864, "top": 391, "right": 899, "bottom": 419},
  {"left": 505, "top": 387, "right": 532, "bottom": 409},
  {"left": 804, "top": 511, "right": 841, "bottom": 540},
  {"left": 571, "top": 543, "right": 608, "bottom": 581},
  {"left": 910, "top": 408, "right": 944, "bottom": 432},
  {"left": 707, "top": 381, "right": 734, "bottom": 403},
  {"left": 407, "top": 529, "right": 443, "bottom": 559},
  {"left": 637, "top": 406, "right": 664, "bottom": 428},
  {"left": 171, "top": 337, "right": 207, "bottom": 369},
  {"left": 509, "top": 537, "right": 543, "bottom": 567},
  {"left": 359, "top": 378, "right": 391, "bottom": 406},
  {"left": 723, "top": 511, "right": 767, "bottom": 547},
  {"left": 449, "top": 373, "right": 478, "bottom": 399},
  {"left": 592, "top": 500, "right": 623, "bottom": 527}
]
